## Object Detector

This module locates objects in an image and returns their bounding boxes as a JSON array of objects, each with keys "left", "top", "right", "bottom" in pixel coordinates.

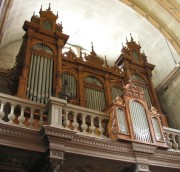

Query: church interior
[{"left": 0, "top": 0, "right": 180, "bottom": 172}]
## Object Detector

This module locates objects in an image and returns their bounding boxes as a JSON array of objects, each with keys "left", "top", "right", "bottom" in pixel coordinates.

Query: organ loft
[{"left": 0, "top": 4, "right": 179, "bottom": 172}]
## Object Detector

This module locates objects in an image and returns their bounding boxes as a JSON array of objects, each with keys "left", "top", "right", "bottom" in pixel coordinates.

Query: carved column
[
  {"left": 123, "top": 60, "right": 131, "bottom": 84},
  {"left": 78, "top": 66, "right": 86, "bottom": 106},
  {"left": 47, "top": 149, "right": 64, "bottom": 172},
  {"left": 17, "top": 35, "right": 31, "bottom": 98},
  {"left": 146, "top": 68, "right": 168, "bottom": 126},
  {"left": 55, "top": 41, "right": 64, "bottom": 97},
  {"left": 104, "top": 74, "right": 112, "bottom": 105}
]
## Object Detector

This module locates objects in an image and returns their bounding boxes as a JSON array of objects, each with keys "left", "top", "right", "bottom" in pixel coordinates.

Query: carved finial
[
  {"left": 57, "top": 11, "right": 58, "bottom": 18},
  {"left": 33, "top": 12, "right": 35, "bottom": 16},
  {"left": 130, "top": 33, "right": 133, "bottom": 41},
  {"left": 104, "top": 55, "right": 109, "bottom": 68},
  {"left": 47, "top": 3, "right": 51, "bottom": 11},
  {"left": 79, "top": 47, "right": 83, "bottom": 60},
  {"left": 39, "top": 5, "right": 42, "bottom": 13},
  {"left": 122, "top": 42, "right": 124, "bottom": 48},
  {"left": 91, "top": 42, "right": 94, "bottom": 52},
  {"left": 126, "top": 37, "right": 128, "bottom": 43}
]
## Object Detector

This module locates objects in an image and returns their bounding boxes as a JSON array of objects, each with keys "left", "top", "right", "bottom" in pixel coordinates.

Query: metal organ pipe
[
  {"left": 49, "top": 59, "right": 53, "bottom": 97},
  {"left": 37, "top": 56, "right": 44, "bottom": 102},
  {"left": 41, "top": 57, "right": 47, "bottom": 103},
  {"left": 45, "top": 58, "right": 50, "bottom": 103},
  {"left": 27, "top": 54, "right": 34, "bottom": 98},
  {"left": 33, "top": 55, "right": 40, "bottom": 101},
  {"left": 29, "top": 54, "right": 37, "bottom": 100}
]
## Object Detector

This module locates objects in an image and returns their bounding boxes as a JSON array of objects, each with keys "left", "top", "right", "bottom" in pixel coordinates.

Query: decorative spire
[
  {"left": 122, "top": 42, "right": 124, "bottom": 48},
  {"left": 130, "top": 33, "right": 133, "bottom": 41},
  {"left": 39, "top": 5, "right": 42, "bottom": 13},
  {"left": 126, "top": 37, "right": 128, "bottom": 43},
  {"left": 104, "top": 55, "right": 109, "bottom": 68},
  {"left": 91, "top": 42, "right": 94, "bottom": 52},
  {"left": 33, "top": 12, "right": 35, "bottom": 16},
  {"left": 47, "top": 3, "right": 51, "bottom": 11},
  {"left": 57, "top": 11, "right": 58, "bottom": 18},
  {"left": 79, "top": 47, "right": 83, "bottom": 60}
]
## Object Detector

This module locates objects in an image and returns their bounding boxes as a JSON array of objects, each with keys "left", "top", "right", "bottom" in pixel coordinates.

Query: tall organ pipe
[
  {"left": 27, "top": 54, "right": 34, "bottom": 98},
  {"left": 37, "top": 56, "right": 44, "bottom": 102},
  {"left": 30, "top": 54, "right": 37, "bottom": 100},
  {"left": 49, "top": 59, "right": 53, "bottom": 97},
  {"left": 41, "top": 57, "right": 47, "bottom": 103}
]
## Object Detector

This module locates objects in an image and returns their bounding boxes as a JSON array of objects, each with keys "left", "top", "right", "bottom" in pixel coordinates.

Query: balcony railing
[
  {"left": 163, "top": 126, "right": 180, "bottom": 151},
  {"left": 1, "top": 93, "right": 180, "bottom": 149},
  {"left": 47, "top": 97, "right": 109, "bottom": 138},
  {"left": 0, "top": 93, "right": 47, "bottom": 129}
]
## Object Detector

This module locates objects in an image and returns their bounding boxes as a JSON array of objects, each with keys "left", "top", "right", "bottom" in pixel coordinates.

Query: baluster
[
  {"left": 0, "top": 101, "right": 6, "bottom": 122},
  {"left": 171, "top": 134, "right": 178, "bottom": 150},
  {"left": 99, "top": 118, "right": 105, "bottom": 138},
  {"left": 73, "top": 112, "right": 78, "bottom": 131},
  {"left": 18, "top": 106, "right": 25, "bottom": 126},
  {"left": 81, "top": 114, "right": 87, "bottom": 134},
  {"left": 177, "top": 135, "right": 180, "bottom": 150},
  {"left": 63, "top": 110, "right": 69, "bottom": 129},
  {"left": 38, "top": 111, "right": 44, "bottom": 128},
  {"left": 90, "top": 116, "right": 96, "bottom": 136},
  {"left": 8, "top": 104, "right": 16, "bottom": 124},
  {"left": 28, "top": 109, "right": 34, "bottom": 129},
  {"left": 164, "top": 132, "right": 172, "bottom": 148}
]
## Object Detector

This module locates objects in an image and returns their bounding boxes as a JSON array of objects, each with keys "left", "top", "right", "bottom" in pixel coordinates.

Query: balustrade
[
  {"left": 0, "top": 93, "right": 47, "bottom": 130},
  {"left": 163, "top": 126, "right": 180, "bottom": 151},
  {"left": 48, "top": 97, "right": 109, "bottom": 138}
]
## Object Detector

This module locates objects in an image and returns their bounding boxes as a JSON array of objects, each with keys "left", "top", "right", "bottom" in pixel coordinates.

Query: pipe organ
[
  {"left": 85, "top": 76, "right": 106, "bottom": 111},
  {"left": 107, "top": 81, "right": 167, "bottom": 148},
  {"left": 8, "top": 5, "right": 169, "bottom": 146},
  {"left": 27, "top": 43, "right": 53, "bottom": 103}
]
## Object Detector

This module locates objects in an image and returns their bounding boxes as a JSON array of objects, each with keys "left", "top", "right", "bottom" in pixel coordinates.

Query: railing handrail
[
  {"left": 0, "top": 93, "right": 45, "bottom": 110},
  {"left": 163, "top": 126, "right": 180, "bottom": 134},
  {"left": 48, "top": 96, "right": 109, "bottom": 119}
]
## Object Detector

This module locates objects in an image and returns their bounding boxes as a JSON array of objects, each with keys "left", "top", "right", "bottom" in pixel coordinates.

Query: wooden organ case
[
  {"left": 107, "top": 35, "right": 168, "bottom": 148},
  {"left": 8, "top": 5, "right": 168, "bottom": 147}
]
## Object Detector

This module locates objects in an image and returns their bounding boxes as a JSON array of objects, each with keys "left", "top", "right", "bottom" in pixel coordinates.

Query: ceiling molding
[
  {"left": 155, "top": 0, "right": 180, "bottom": 23},
  {"left": 120, "top": 0, "right": 180, "bottom": 56}
]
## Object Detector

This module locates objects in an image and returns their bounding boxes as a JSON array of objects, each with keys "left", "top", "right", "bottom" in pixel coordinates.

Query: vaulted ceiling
[{"left": 0, "top": 0, "right": 179, "bottom": 87}]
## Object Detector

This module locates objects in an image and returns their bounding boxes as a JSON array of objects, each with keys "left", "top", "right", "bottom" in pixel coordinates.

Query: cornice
[
  {"left": 0, "top": 122, "right": 46, "bottom": 152},
  {"left": 43, "top": 125, "right": 180, "bottom": 169}
]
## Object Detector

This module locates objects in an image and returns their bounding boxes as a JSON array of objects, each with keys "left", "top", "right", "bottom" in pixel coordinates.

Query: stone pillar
[{"left": 47, "top": 149, "right": 64, "bottom": 172}]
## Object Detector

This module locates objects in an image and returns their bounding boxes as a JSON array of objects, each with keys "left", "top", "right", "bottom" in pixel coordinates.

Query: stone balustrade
[
  {"left": 47, "top": 97, "right": 109, "bottom": 138},
  {"left": 0, "top": 93, "right": 47, "bottom": 129},
  {"left": 163, "top": 126, "right": 180, "bottom": 151}
]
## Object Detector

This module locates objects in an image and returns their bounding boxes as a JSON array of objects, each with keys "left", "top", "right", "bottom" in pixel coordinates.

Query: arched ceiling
[{"left": 0, "top": 0, "right": 179, "bottom": 87}]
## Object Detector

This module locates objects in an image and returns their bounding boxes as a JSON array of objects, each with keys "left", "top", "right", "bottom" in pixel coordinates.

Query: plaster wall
[{"left": 158, "top": 69, "right": 180, "bottom": 129}]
